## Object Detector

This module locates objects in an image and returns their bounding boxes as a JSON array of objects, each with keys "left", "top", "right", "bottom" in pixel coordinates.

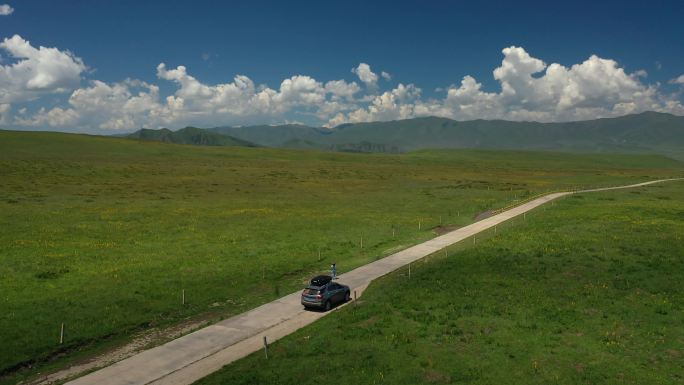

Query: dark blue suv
[{"left": 301, "top": 275, "right": 351, "bottom": 311}]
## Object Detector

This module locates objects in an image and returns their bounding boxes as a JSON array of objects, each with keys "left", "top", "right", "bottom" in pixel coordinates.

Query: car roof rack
[{"left": 310, "top": 275, "right": 332, "bottom": 286}]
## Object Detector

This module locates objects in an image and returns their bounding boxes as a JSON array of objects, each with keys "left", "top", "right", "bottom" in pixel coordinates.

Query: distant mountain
[
  {"left": 210, "top": 111, "right": 684, "bottom": 158},
  {"left": 126, "top": 112, "right": 684, "bottom": 159},
  {"left": 127, "top": 127, "right": 257, "bottom": 147},
  {"left": 210, "top": 124, "right": 330, "bottom": 147}
]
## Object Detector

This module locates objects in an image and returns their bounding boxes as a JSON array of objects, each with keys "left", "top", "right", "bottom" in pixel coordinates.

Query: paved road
[{"left": 66, "top": 179, "right": 680, "bottom": 385}]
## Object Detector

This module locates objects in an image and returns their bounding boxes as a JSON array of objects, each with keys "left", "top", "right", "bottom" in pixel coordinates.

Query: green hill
[
  {"left": 210, "top": 112, "right": 684, "bottom": 158},
  {"left": 128, "top": 126, "right": 257, "bottom": 147},
  {"left": 1, "top": 129, "right": 682, "bottom": 383},
  {"left": 210, "top": 124, "right": 329, "bottom": 147},
  {"left": 197, "top": 181, "right": 684, "bottom": 385}
]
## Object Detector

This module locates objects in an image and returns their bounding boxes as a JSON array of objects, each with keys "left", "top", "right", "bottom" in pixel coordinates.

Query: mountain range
[
  {"left": 127, "top": 111, "right": 684, "bottom": 159},
  {"left": 128, "top": 126, "right": 257, "bottom": 147}
]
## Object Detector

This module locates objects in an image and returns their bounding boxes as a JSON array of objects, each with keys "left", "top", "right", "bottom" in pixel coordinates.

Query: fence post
[
  {"left": 263, "top": 336, "right": 269, "bottom": 359},
  {"left": 60, "top": 323, "right": 64, "bottom": 344}
]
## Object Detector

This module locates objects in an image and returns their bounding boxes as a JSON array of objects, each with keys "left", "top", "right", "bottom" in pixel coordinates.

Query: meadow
[
  {"left": 0, "top": 130, "right": 682, "bottom": 382},
  {"left": 197, "top": 181, "right": 684, "bottom": 385}
]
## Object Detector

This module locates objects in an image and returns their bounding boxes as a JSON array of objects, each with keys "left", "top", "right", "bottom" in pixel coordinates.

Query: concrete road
[{"left": 66, "top": 179, "right": 679, "bottom": 385}]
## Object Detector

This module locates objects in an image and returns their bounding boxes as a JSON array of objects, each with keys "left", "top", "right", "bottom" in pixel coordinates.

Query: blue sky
[{"left": 1, "top": 0, "right": 683, "bottom": 132}]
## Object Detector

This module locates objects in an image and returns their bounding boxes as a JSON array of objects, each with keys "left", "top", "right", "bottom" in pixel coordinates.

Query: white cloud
[
  {"left": 328, "top": 46, "right": 684, "bottom": 125},
  {"left": 16, "top": 106, "right": 79, "bottom": 127},
  {"left": 0, "top": 103, "right": 10, "bottom": 123},
  {"left": 19, "top": 63, "right": 363, "bottom": 130},
  {"left": 8, "top": 40, "right": 684, "bottom": 131},
  {"left": 15, "top": 79, "right": 160, "bottom": 129},
  {"left": 332, "top": 83, "right": 421, "bottom": 126},
  {"left": 324, "top": 80, "right": 360, "bottom": 101},
  {"left": 0, "top": 35, "right": 86, "bottom": 103},
  {"left": 352, "top": 63, "right": 379, "bottom": 90},
  {"left": 381, "top": 71, "right": 392, "bottom": 81},
  {"left": 0, "top": 4, "right": 13, "bottom": 15},
  {"left": 670, "top": 74, "right": 684, "bottom": 85}
]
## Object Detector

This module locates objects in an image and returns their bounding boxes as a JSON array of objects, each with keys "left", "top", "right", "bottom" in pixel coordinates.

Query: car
[{"left": 301, "top": 275, "right": 351, "bottom": 311}]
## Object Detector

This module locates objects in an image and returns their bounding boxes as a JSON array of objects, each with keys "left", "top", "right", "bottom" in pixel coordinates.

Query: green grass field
[
  {"left": 197, "top": 181, "right": 684, "bottom": 385},
  {"left": 0, "top": 130, "right": 682, "bottom": 382}
]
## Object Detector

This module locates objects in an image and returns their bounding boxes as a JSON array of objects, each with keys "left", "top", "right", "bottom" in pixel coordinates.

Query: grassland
[
  {"left": 0, "top": 130, "right": 682, "bottom": 382},
  {"left": 197, "top": 181, "right": 684, "bottom": 385}
]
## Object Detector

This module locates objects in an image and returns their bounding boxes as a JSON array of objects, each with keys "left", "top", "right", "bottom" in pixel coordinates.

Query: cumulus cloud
[
  {"left": 0, "top": 35, "right": 86, "bottom": 103},
  {"left": 19, "top": 63, "right": 363, "bottom": 130},
  {"left": 8, "top": 40, "right": 684, "bottom": 131},
  {"left": 330, "top": 83, "right": 422, "bottom": 126},
  {"left": 0, "top": 4, "right": 13, "bottom": 15},
  {"left": 0, "top": 103, "right": 10, "bottom": 123},
  {"left": 670, "top": 75, "right": 684, "bottom": 85},
  {"left": 352, "top": 63, "right": 379, "bottom": 90},
  {"left": 324, "top": 80, "right": 360, "bottom": 101},
  {"left": 15, "top": 79, "right": 163, "bottom": 129},
  {"left": 329, "top": 46, "right": 684, "bottom": 125}
]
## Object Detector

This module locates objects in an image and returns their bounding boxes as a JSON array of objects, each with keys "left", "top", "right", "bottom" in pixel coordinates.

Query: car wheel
[
  {"left": 324, "top": 300, "right": 332, "bottom": 311},
  {"left": 344, "top": 291, "right": 350, "bottom": 302}
]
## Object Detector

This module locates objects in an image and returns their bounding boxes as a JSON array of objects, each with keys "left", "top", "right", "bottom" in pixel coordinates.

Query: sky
[{"left": 1, "top": 0, "right": 683, "bottom": 133}]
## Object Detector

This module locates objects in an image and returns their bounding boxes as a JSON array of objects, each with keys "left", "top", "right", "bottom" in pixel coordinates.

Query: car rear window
[{"left": 304, "top": 288, "right": 320, "bottom": 295}]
